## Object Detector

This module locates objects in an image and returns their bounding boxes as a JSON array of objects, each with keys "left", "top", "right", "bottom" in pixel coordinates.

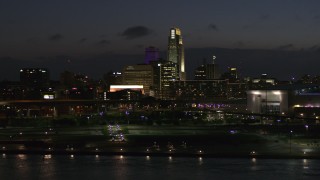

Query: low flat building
[{"left": 247, "top": 84, "right": 320, "bottom": 117}]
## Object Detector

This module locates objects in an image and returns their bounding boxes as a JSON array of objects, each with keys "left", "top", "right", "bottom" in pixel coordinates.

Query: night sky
[{"left": 1, "top": 0, "right": 320, "bottom": 80}]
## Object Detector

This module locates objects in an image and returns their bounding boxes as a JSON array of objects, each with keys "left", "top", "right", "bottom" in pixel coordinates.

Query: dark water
[{"left": 0, "top": 154, "right": 320, "bottom": 180}]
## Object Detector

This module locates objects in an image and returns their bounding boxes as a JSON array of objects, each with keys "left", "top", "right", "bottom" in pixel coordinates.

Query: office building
[
  {"left": 247, "top": 84, "right": 320, "bottom": 116},
  {"left": 194, "top": 56, "right": 220, "bottom": 80},
  {"left": 150, "top": 59, "right": 178, "bottom": 99},
  {"left": 168, "top": 27, "right": 185, "bottom": 80},
  {"left": 122, "top": 64, "right": 154, "bottom": 95}
]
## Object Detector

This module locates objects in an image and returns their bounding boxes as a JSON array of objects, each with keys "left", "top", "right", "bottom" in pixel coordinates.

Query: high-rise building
[
  {"left": 150, "top": 59, "right": 178, "bottom": 99},
  {"left": 159, "top": 61, "right": 177, "bottom": 99},
  {"left": 194, "top": 56, "right": 220, "bottom": 80},
  {"left": 168, "top": 27, "right": 185, "bottom": 81},
  {"left": 144, "top": 46, "right": 159, "bottom": 64}
]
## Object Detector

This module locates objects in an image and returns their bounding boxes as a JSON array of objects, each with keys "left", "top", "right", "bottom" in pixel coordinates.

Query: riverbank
[
  {"left": 1, "top": 125, "right": 320, "bottom": 160},
  {"left": 1, "top": 148, "right": 320, "bottom": 159}
]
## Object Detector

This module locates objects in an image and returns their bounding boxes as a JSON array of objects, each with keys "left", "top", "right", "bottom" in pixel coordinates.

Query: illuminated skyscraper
[{"left": 168, "top": 27, "right": 185, "bottom": 81}]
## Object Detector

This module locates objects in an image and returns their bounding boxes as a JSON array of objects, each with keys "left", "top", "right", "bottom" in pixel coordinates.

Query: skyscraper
[{"left": 167, "top": 27, "right": 185, "bottom": 81}]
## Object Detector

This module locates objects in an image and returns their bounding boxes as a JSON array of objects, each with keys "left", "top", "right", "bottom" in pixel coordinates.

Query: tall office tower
[
  {"left": 167, "top": 27, "right": 186, "bottom": 81},
  {"left": 144, "top": 46, "right": 159, "bottom": 64}
]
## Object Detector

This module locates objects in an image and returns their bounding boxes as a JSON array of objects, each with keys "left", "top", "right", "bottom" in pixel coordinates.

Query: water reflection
[
  {"left": 303, "top": 159, "right": 309, "bottom": 169},
  {"left": 198, "top": 157, "right": 203, "bottom": 165},
  {"left": 0, "top": 155, "right": 317, "bottom": 180},
  {"left": 17, "top": 154, "right": 27, "bottom": 160},
  {"left": 43, "top": 154, "right": 52, "bottom": 159}
]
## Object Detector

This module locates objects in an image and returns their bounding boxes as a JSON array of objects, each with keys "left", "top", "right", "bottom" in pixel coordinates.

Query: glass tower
[{"left": 167, "top": 27, "right": 186, "bottom": 81}]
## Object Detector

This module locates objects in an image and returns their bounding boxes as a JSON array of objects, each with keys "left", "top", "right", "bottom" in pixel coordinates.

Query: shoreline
[{"left": 1, "top": 149, "right": 320, "bottom": 160}]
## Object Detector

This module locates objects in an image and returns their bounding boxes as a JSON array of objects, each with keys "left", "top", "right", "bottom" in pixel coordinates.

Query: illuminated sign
[
  {"left": 110, "top": 85, "right": 143, "bottom": 89},
  {"left": 43, "top": 94, "right": 54, "bottom": 100},
  {"left": 110, "top": 85, "right": 144, "bottom": 94}
]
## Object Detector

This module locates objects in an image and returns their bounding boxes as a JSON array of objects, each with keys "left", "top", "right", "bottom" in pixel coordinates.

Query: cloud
[
  {"left": 275, "top": 43, "right": 295, "bottom": 50},
  {"left": 120, "top": 26, "right": 152, "bottom": 39},
  {"left": 96, "top": 39, "right": 110, "bottom": 46},
  {"left": 49, "top": 33, "right": 64, "bottom": 41},
  {"left": 208, "top": 23, "right": 218, "bottom": 31},
  {"left": 79, "top": 38, "right": 87, "bottom": 43}
]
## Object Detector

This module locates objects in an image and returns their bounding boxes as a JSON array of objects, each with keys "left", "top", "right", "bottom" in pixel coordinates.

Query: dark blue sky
[{"left": 1, "top": 0, "right": 320, "bottom": 80}]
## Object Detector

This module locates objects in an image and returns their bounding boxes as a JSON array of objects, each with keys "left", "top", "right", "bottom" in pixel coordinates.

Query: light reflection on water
[{"left": 0, "top": 155, "right": 320, "bottom": 180}]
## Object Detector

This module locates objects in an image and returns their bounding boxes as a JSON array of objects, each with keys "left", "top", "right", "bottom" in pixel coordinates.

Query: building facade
[
  {"left": 247, "top": 85, "right": 320, "bottom": 117},
  {"left": 122, "top": 64, "right": 154, "bottom": 96}
]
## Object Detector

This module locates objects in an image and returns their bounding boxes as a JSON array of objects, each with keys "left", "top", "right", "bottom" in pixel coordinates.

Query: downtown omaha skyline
[{"left": 1, "top": 0, "right": 320, "bottom": 80}]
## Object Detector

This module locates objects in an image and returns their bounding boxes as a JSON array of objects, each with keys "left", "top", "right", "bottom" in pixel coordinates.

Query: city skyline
[{"left": 1, "top": 0, "right": 320, "bottom": 80}]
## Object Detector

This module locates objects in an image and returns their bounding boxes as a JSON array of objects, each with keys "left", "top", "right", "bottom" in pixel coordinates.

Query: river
[{"left": 0, "top": 154, "right": 319, "bottom": 179}]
